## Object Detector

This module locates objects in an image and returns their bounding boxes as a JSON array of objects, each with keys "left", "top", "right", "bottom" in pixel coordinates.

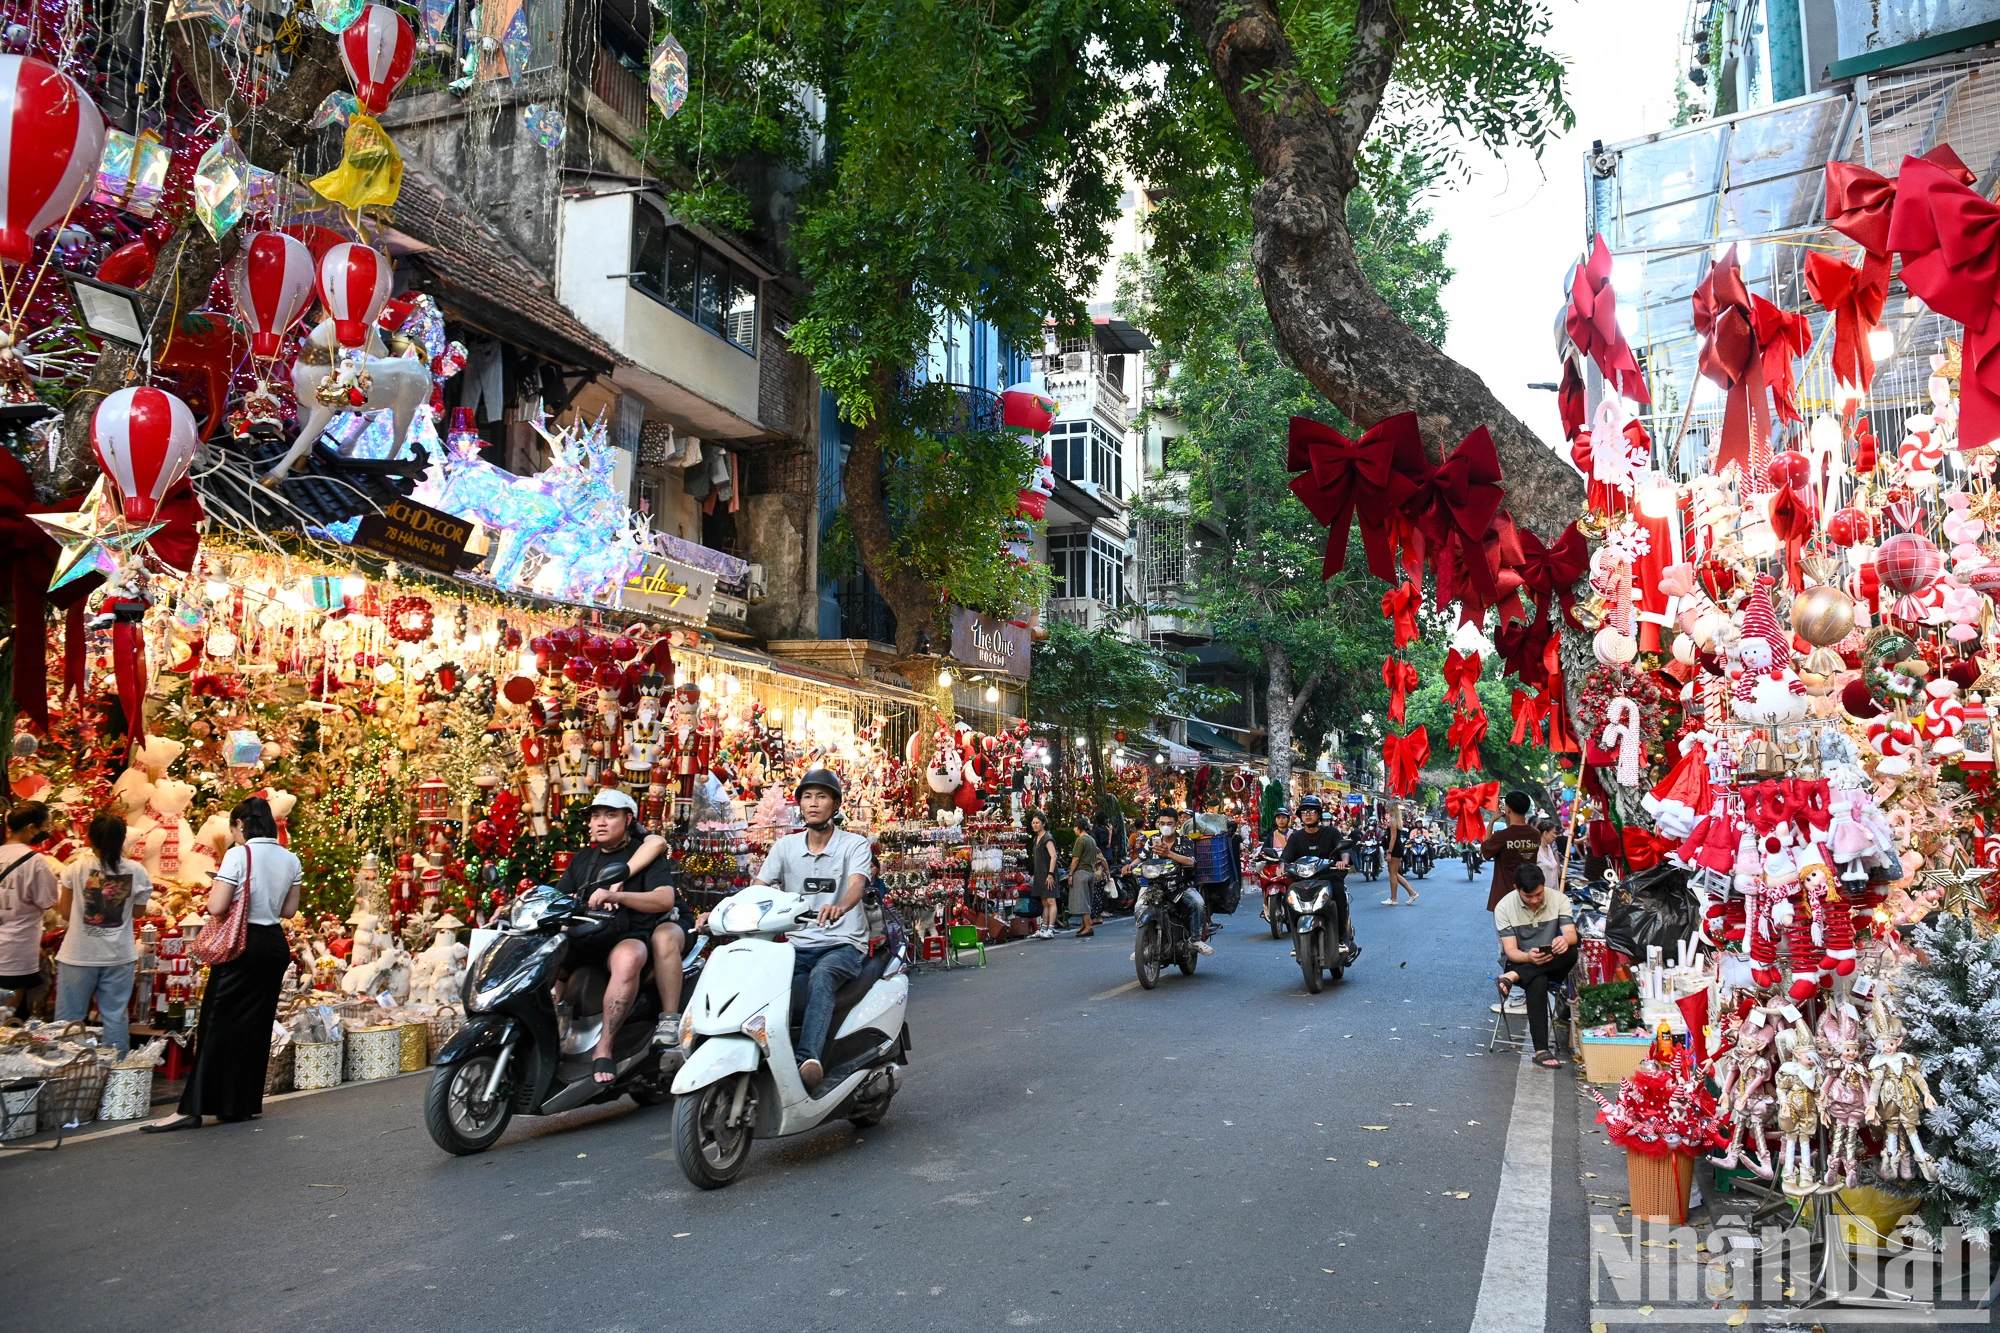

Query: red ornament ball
[
  {"left": 612, "top": 635, "right": 637, "bottom": 662},
  {"left": 1825, "top": 507, "right": 1869, "bottom": 547},
  {"left": 1764, "top": 451, "right": 1811, "bottom": 488},
  {"left": 502, "top": 675, "right": 536, "bottom": 705},
  {"left": 561, "top": 658, "right": 591, "bottom": 684},
  {"left": 1840, "top": 677, "right": 1883, "bottom": 719}
]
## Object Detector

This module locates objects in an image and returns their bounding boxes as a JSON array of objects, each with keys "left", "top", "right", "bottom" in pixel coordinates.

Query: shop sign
[
  {"left": 950, "top": 608, "right": 1030, "bottom": 679},
  {"left": 622, "top": 554, "right": 717, "bottom": 622},
  {"left": 353, "top": 499, "right": 473, "bottom": 574}
]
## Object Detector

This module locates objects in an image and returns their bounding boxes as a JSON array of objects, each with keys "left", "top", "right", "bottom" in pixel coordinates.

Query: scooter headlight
[
  {"left": 741, "top": 1010, "right": 769, "bottom": 1050},
  {"left": 679, "top": 1011, "right": 696, "bottom": 1048},
  {"left": 1288, "top": 888, "right": 1330, "bottom": 913},
  {"left": 714, "top": 897, "right": 772, "bottom": 935},
  {"left": 509, "top": 889, "right": 556, "bottom": 931}
]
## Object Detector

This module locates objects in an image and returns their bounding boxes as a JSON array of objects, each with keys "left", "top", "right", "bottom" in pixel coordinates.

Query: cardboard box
[{"left": 1580, "top": 1030, "right": 1655, "bottom": 1084}]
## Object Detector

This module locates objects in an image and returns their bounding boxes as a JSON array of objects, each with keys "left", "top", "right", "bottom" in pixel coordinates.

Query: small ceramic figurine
[
  {"left": 1773, "top": 1017, "right": 1820, "bottom": 1194},
  {"left": 1713, "top": 1008, "right": 1779, "bottom": 1179},
  {"left": 1867, "top": 994, "right": 1940, "bottom": 1182},
  {"left": 1817, "top": 1005, "right": 1871, "bottom": 1190}
]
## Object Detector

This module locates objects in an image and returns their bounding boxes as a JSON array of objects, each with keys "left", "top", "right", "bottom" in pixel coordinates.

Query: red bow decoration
[
  {"left": 1621, "top": 826, "right": 1678, "bottom": 873},
  {"left": 1751, "top": 295, "right": 1813, "bottom": 424},
  {"left": 1691, "top": 245, "right": 1772, "bottom": 475},
  {"left": 1381, "top": 581, "right": 1422, "bottom": 649},
  {"left": 1495, "top": 618, "right": 1553, "bottom": 687},
  {"left": 1544, "top": 674, "right": 1577, "bottom": 754},
  {"left": 1447, "top": 708, "right": 1488, "bottom": 772},
  {"left": 1404, "top": 426, "right": 1525, "bottom": 624},
  {"left": 1513, "top": 521, "right": 1589, "bottom": 629},
  {"left": 1381, "top": 728, "right": 1430, "bottom": 797},
  {"left": 1443, "top": 649, "right": 1483, "bottom": 710},
  {"left": 110, "top": 597, "right": 149, "bottom": 747},
  {"left": 0, "top": 450, "right": 98, "bottom": 729},
  {"left": 1287, "top": 413, "right": 1426, "bottom": 581},
  {"left": 1889, "top": 149, "right": 2000, "bottom": 455},
  {"left": 1804, "top": 251, "right": 1888, "bottom": 393},
  {"left": 1510, "top": 687, "right": 1549, "bottom": 745},
  {"left": 1567, "top": 234, "right": 1652, "bottom": 405},
  {"left": 1443, "top": 780, "right": 1500, "bottom": 843},
  {"left": 1765, "top": 478, "right": 1817, "bottom": 592},
  {"left": 1381, "top": 656, "right": 1420, "bottom": 724}
]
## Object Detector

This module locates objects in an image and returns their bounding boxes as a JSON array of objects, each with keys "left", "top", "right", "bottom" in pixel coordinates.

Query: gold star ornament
[{"left": 30, "top": 477, "right": 163, "bottom": 594}]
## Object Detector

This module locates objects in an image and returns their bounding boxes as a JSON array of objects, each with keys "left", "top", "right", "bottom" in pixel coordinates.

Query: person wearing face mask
[
  {"left": 1147, "top": 808, "right": 1212, "bottom": 956},
  {"left": 0, "top": 803, "right": 59, "bottom": 1020},
  {"left": 748, "top": 769, "right": 874, "bottom": 1091}
]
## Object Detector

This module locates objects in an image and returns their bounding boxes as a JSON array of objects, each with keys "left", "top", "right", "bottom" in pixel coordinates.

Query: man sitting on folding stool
[{"left": 1493, "top": 864, "right": 1577, "bottom": 1069}]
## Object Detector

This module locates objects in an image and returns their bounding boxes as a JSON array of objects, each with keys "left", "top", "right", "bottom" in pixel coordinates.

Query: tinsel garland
[{"left": 1574, "top": 663, "right": 1666, "bottom": 782}]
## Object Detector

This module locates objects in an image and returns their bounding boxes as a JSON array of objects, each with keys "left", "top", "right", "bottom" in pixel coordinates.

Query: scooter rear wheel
[
  {"left": 425, "top": 1053, "right": 514, "bottom": 1155},
  {"left": 673, "top": 1073, "right": 756, "bottom": 1189}
]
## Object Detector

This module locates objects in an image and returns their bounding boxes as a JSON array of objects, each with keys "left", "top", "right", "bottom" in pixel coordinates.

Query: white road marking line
[
  {"left": 1467, "top": 1054, "right": 1554, "bottom": 1333},
  {"left": 1088, "top": 981, "right": 1141, "bottom": 1000}
]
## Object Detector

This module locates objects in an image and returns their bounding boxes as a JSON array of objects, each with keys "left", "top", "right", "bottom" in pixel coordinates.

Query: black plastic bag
[{"left": 1600, "top": 862, "right": 1699, "bottom": 961}]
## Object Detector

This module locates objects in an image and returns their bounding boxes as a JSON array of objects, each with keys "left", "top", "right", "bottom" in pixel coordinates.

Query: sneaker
[
  {"left": 799, "top": 1058, "right": 824, "bottom": 1091},
  {"left": 1503, "top": 992, "right": 1528, "bottom": 1014},
  {"left": 1192, "top": 940, "right": 1214, "bottom": 956},
  {"left": 655, "top": 1013, "right": 682, "bottom": 1047}
]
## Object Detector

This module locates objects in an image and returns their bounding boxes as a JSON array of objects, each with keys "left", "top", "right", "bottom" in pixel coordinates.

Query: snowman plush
[{"left": 1730, "top": 576, "right": 1809, "bottom": 724}]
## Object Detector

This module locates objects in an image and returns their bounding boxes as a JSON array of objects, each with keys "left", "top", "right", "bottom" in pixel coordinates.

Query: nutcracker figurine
[
  {"left": 552, "top": 709, "right": 597, "bottom": 819},
  {"left": 626, "top": 672, "right": 670, "bottom": 824},
  {"left": 521, "top": 733, "right": 552, "bottom": 837},
  {"left": 669, "top": 683, "right": 704, "bottom": 801}
]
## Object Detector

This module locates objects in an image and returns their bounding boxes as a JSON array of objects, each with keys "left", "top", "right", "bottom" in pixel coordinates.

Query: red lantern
[
  {"left": 0, "top": 56, "right": 105, "bottom": 266},
  {"left": 1763, "top": 450, "right": 1811, "bottom": 488},
  {"left": 338, "top": 5, "right": 416, "bottom": 116},
  {"left": 1825, "top": 506, "right": 1868, "bottom": 547},
  {"left": 502, "top": 675, "right": 535, "bottom": 705},
  {"left": 92, "top": 386, "right": 199, "bottom": 521},
  {"left": 317, "top": 241, "right": 391, "bottom": 347},
  {"left": 229, "top": 230, "right": 315, "bottom": 358}
]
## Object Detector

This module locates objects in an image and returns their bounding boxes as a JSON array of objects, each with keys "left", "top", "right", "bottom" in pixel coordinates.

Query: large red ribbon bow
[
  {"left": 1287, "top": 412, "right": 1426, "bottom": 581},
  {"left": 1890, "top": 149, "right": 2000, "bottom": 454},
  {"left": 1381, "top": 728, "right": 1430, "bottom": 797},
  {"left": 1513, "top": 521, "right": 1589, "bottom": 629},
  {"left": 1495, "top": 618, "right": 1554, "bottom": 687},
  {"left": 1443, "top": 781, "right": 1500, "bottom": 843},
  {"left": 1691, "top": 246, "right": 1772, "bottom": 475},
  {"left": 1621, "top": 826, "right": 1678, "bottom": 873},
  {"left": 1381, "top": 656, "right": 1420, "bottom": 724},
  {"left": 1567, "top": 234, "right": 1652, "bottom": 405},
  {"left": 1765, "top": 478, "right": 1817, "bottom": 591},
  {"left": 1510, "top": 687, "right": 1549, "bottom": 745},
  {"left": 0, "top": 450, "right": 98, "bottom": 729},
  {"left": 1381, "top": 581, "right": 1422, "bottom": 649},
  {"left": 1442, "top": 649, "right": 1483, "bottom": 710},
  {"left": 1404, "top": 426, "right": 1524, "bottom": 624},
  {"left": 1447, "top": 708, "right": 1488, "bottom": 772},
  {"left": 1751, "top": 295, "right": 1813, "bottom": 425}
]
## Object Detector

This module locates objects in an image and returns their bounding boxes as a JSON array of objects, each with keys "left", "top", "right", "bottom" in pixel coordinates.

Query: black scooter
[
  {"left": 1283, "top": 855, "right": 1355, "bottom": 994},
  {"left": 425, "top": 866, "right": 706, "bottom": 1155}
]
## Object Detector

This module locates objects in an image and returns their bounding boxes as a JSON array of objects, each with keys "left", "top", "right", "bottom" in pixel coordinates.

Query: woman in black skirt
[{"left": 144, "top": 797, "right": 302, "bottom": 1132}]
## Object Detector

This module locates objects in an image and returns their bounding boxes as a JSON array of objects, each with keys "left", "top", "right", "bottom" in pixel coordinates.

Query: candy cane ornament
[
  {"left": 1866, "top": 717, "right": 1919, "bottom": 775},
  {"left": 1599, "top": 695, "right": 1643, "bottom": 788},
  {"left": 1924, "top": 679, "right": 1966, "bottom": 755}
]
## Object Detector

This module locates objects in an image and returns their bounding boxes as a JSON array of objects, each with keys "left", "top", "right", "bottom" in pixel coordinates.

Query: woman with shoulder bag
[
  {"left": 0, "top": 803, "right": 61, "bottom": 1019},
  {"left": 145, "top": 797, "right": 301, "bottom": 1132}
]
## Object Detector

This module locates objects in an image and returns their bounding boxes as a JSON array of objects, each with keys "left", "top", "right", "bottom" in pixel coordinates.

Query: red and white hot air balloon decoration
[
  {"left": 317, "top": 241, "right": 392, "bottom": 348},
  {"left": 0, "top": 55, "right": 107, "bottom": 266},
  {"left": 229, "top": 230, "right": 316, "bottom": 359},
  {"left": 339, "top": 5, "right": 416, "bottom": 116},
  {"left": 92, "top": 386, "right": 199, "bottom": 522}
]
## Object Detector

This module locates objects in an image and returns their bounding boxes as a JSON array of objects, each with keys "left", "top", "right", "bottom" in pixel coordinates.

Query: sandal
[
  {"left": 1495, "top": 974, "right": 1517, "bottom": 1000},
  {"left": 591, "top": 1056, "right": 617, "bottom": 1085},
  {"left": 1533, "top": 1051, "right": 1562, "bottom": 1069}
]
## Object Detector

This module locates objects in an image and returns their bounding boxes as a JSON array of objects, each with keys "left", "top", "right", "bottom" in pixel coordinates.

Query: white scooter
[{"left": 669, "top": 884, "right": 911, "bottom": 1188}]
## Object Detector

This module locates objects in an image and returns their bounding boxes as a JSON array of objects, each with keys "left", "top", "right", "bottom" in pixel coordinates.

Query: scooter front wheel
[
  {"left": 1135, "top": 922, "right": 1162, "bottom": 989},
  {"left": 1267, "top": 907, "right": 1282, "bottom": 940},
  {"left": 673, "top": 1073, "right": 756, "bottom": 1189},
  {"left": 1298, "top": 933, "right": 1322, "bottom": 994},
  {"left": 425, "top": 1053, "right": 515, "bottom": 1155}
]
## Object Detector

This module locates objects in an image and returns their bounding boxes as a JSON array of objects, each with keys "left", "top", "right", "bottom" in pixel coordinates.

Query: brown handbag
[{"left": 190, "top": 845, "right": 253, "bottom": 966}]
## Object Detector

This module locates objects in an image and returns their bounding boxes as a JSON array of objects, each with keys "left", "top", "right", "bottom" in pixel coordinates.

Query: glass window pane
[
  {"left": 664, "top": 230, "right": 696, "bottom": 316},
  {"left": 725, "top": 269, "right": 757, "bottom": 351},
  {"left": 1619, "top": 197, "right": 1711, "bottom": 248},
  {"left": 631, "top": 206, "right": 666, "bottom": 300},
  {"left": 696, "top": 249, "right": 725, "bottom": 334},
  {"left": 1614, "top": 127, "right": 1722, "bottom": 212}
]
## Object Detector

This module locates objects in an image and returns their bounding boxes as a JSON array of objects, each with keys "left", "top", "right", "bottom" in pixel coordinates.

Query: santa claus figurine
[{"left": 1731, "top": 575, "right": 1809, "bottom": 724}]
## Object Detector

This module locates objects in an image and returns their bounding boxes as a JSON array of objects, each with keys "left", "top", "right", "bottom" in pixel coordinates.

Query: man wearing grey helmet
[{"left": 749, "top": 768, "right": 873, "bottom": 1091}]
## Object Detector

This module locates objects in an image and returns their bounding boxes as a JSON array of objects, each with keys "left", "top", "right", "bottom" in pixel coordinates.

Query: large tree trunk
[
  {"left": 841, "top": 367, "right": 948, "bottom": 661},
  {"left": 1175, "top": 0, "right": 1585, "bottom": 540},
  {"left": 1264, "top": 641, "right": 1296, "bottom": 790},
  {"left": 41, "top": 8, "right": 348, "bottom": 495}
]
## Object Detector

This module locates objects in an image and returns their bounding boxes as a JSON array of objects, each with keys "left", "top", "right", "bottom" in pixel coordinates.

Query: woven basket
[
  {"left": 293, "top": 1037, "right": 343, "bottom": 1090},
  {"left": 96, "top": 1066, "right": 153, "bottom": 1121},
  {"left": 397, "top": 1022, "right": 428, "bottom": 1072},
  {"left": 264, "top": 1040, "right": 295, "bottom": 1095},
  {"left": 343, "top": 1026, "right": 400, "bottom": 1082},
  {"left": 426, "top": 1005, "right": 464, "bottom": 1060},
  {"left": 1627, "top": 1148, "right": 1696, "bottom": 1223},
  {"left": 38, "top": 1055, "right": 108, "bottom": 1131}
]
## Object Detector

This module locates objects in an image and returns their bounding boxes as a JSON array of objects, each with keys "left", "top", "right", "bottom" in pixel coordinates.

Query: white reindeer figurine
[{"left": 264, "top": 318, "right": 433, "bottom": 485}]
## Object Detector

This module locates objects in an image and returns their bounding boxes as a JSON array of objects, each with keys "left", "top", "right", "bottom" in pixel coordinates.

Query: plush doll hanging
[{"left": 1731, "top": 575, "right": 1809, "bottom": 724}]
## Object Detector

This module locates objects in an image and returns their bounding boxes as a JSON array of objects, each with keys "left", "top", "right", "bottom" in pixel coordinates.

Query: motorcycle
[
  {"left": 1283, "top": 856, "right": 1354, "bottom": 994},
  {"left": 1355, "top": 838, "right": 1383, "bottom": 882},
  {"left": 1461, "top": 842, "right": 1483, "bottom": 880},
  {"left": 1256, "top": 848, "right": 1289, "bottom": 938},
  {"left": 1405, "top": 839, "right": 1432, "bottom": 879},
  {"left": 1132, "top": 858, "right": 1203, "bottom": 989},
  {"left": 669, "top": 884, "right": 911, "bottom": 1189},
  {"left": 426, "top": 867, "right": 707, "bottom": 1155}
]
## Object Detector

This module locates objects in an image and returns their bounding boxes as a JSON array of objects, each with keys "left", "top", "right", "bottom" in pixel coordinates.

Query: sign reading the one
[
  {"left": 950, "top": 608, "right": 1031, "bottom": 680},
  {"left": 622, "top": 554, "right": 717, "bottom": 622},
  {"left": 353, "top": 499, "right": 473, "bottom": 574}
]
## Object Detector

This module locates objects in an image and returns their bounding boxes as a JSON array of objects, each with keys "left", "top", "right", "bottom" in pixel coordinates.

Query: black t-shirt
[
  {"left": 557, "top": 836, "right": 681, "bottom": 933},
  {"left": 1282, "top": 825, "right": 1346, "bottom": 865}
]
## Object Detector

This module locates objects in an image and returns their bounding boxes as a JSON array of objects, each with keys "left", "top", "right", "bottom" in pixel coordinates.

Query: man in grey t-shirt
[{"left": 751, "top": 768, "right": 873, "bottom": 1091}]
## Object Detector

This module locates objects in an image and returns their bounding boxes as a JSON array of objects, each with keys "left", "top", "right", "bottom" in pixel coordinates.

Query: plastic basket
[
  {"left": 343, "top": 1026, "right": 400, "bottom": 1082},
  {"left": 292, "top": 1037, "right": 343, "bottom": 1090},
  {"left": 1, "top": 1081, "right": 40, "bottom": 1140},
  {"left": 96, "top": 1066, "right": 153, "bottom": 1121}
]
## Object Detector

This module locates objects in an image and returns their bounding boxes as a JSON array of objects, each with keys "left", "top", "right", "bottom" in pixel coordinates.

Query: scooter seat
[{"left": 788, "top": 946, "right": 892, "bottom": 1035}]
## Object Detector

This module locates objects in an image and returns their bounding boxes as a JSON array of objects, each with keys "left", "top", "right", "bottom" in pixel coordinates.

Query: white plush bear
[
  {"left": 129, "top": 778, "right": 201, "bottom": 883},
  {"left": 111, "top": 767, "right": 154, "bottom": 820},
  {"left": 131, "top": 735, "right": 185, "bottom": 780}
]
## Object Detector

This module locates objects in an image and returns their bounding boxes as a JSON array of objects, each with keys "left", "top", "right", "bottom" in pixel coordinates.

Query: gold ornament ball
[{"left": 1791, "top": 583, "right": 1855, "bottom": 647}]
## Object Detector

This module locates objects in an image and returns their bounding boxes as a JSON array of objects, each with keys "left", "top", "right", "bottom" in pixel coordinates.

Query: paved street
[{"left": 5, "top": 875, "right": 1589, "bottom": 1333}]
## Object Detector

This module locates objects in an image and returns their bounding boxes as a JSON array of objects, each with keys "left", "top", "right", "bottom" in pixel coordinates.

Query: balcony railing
[{"left": 591, "top": 45, "right": 649, "bottom": 129}]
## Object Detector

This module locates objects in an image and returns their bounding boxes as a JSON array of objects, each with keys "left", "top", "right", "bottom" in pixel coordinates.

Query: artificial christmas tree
[{"left": 1900, "top": 914, "right": 2000, "bottom": 1240}]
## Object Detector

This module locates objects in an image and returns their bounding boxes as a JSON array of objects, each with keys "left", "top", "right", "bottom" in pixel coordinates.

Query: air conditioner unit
[
  {"left": 1063, "top": 352, "right": 1088, "bottom": 373},
  {"left": 746, "top": 562, "right": 768, "bottom": 602}
]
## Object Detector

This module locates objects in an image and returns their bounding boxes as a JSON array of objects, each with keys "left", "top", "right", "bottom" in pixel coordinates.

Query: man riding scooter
[
  {"left": 747, "top": 768, "right": 874, "bottom": 1092},
  {"left": 1282, "top": 795, "right": 1359, "bottom": 964},
  {"left": 1148, "top": 808, "right": 1213, "bottom": 955},
  {"left": 553, "top": 790, "right": 685, "bottom": 1085}
]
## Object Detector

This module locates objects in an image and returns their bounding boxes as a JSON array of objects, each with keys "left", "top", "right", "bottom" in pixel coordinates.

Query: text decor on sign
[
  {"left": 352, "top": 498, "right": 472, "bottom": 573},
  {"left": 621, "top": 554, "right": 717, "bottom": 621},
  {"left": 950, "top": 608, "right": 1031, "bottom": 680}
]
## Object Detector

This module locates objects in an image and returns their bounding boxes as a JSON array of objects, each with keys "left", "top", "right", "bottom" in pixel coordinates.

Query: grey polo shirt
[{"left": 756, "top": 827, "right": 874, "bottom": 951}]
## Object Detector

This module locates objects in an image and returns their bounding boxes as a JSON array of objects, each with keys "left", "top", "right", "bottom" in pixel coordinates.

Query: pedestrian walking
[
  {"left": 145, "top": 797, "right": 301, "bottom": 1132},
  {"left": 1067, "top": 814, "right": 1103, "bottom": 937},
  {"left": 1382, "top": 808, "right": 1419, "bottom": 905},
  {"left": 1027, "top": 810, "right": 1059, "bottom": 939},
  {"left": 53, "top": 812, "right": 151, "bottom": 1052},
  {"left": 0, "top": 802, "right": 60, "bottom": 1019}
]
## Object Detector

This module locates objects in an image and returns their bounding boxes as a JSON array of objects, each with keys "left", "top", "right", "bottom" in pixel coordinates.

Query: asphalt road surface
[{"left": 5, "top": 868, "right": 1590, "bottom": 1332}]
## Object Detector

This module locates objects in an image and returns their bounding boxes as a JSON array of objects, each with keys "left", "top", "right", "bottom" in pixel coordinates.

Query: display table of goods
[{"left": 0, "top": 1027, "right": 170, "bottom": 1132}]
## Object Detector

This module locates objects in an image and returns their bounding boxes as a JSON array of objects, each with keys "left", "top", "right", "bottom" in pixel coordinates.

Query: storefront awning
[{"left": 1184, "top": 718, "right": 1253, "bottom": 759}]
